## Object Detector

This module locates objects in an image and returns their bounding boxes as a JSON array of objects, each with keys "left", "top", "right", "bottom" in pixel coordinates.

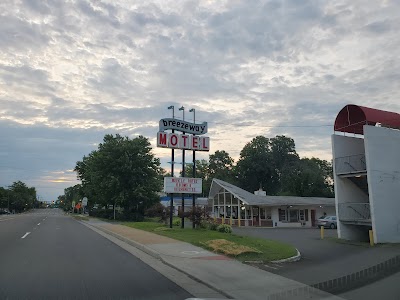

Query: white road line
[
  {"left": 21, "top": 232, "right": 31, "bottom": 239},
  {"left": 37, "top": 223, "right": 41, "bottom": 226},
  {"left": 0, "top": 218, "right": 15, "bottom": 222},
  {"left": 263, "top": 264, "right": 278, "bottom": 270}
]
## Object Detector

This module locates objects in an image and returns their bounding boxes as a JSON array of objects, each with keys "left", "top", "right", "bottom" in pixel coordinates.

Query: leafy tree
[
  {"left": 209, "top": 150, "right": 235, "bottom": 183},
  {"left": 182, "top": 159, "right": 211, "bottom": 197},
  {"left": 58, "top": 185, "right": 83, "bottom": 211},
  {"left": 270, "top": 135, "right": 300, "bottom": 192},
  {"left": 74, "top": 134, "right": 162, "bottom": 217},
  {"left": 0, "top": 187, "right": 9, "bottom": 209},
  {"left": 7, "top": 181, "right": 37, "bottom": 212},
  {"left": 279, "top": 158, "right": 334, "bottom": 197},
  {"left": 235, "top": 136, "right": 274, "bottom": 194}
]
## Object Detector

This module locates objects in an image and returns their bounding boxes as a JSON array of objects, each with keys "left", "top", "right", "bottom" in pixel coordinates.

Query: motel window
[
  {"left": 278, "top": 209, "right": 286, "bottom": 221},
  {"left": 280, "top": 209, "right": 307, "bottom": 222},
  {"left": 260, "top": 208, "right": 265, "bottom": 219},
  {"left": 299, "top": 210, "right": 305, "bottom": 221}
]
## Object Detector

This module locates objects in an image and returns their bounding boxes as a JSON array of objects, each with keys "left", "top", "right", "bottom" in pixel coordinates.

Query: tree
[
  {"left": 209, "top": 150, "right": 235, "bottom": 183},
  {"left": 74, "top": 134, "right": 162, "bottom": 217},
  {"left": 182, "top": 159, "right": 211, "bottom": 197},
  {"left": 270, "top": 135, "right": 300, "bottom": 192},
  {"left": 0, "top": 187, "right": 9, "bottom": 209},
  {"left": 235, "top": 136, "right": 274, "bottom": 194},
  {"left": 7, "top": 181, "right": 37, "bottom": 212},
  {"left": 181, "top": 151, "right": 235, "bottom": 197},
  {"left": 279, "top": 158, "right": 334, "bottom": 197},
  {"left": 60, "top": 185, "right": 83, "bottom": 211}
]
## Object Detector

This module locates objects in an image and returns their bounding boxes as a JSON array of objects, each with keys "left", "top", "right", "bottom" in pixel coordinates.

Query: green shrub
[
  {"left": 217, "top": 224, "right": 232, "bottom": 233},
  {"left": 173, "top": 219, "right": 181, "bottom": 227},
  {"left": 199, "top": 220, "right": 208, "bottom": 229},
  {"left": 208, "top": 221, "right": 219, "bottom": 231}
]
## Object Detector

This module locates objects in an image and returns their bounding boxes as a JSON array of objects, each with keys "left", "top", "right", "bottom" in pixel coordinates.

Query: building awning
[
  {"left": 334, "top": 104, "right": 400, "bottom": 135},
  {"left": 209, "top": 179, "right": 335, "bottom": 207}
]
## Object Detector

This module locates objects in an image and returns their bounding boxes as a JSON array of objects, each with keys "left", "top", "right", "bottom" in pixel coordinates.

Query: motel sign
[
  {"left": 157, "top": 132, "right": 210, "bottom": 151},
  {"left": 164, "top": 177, "right": 202, "bottom": 194}
]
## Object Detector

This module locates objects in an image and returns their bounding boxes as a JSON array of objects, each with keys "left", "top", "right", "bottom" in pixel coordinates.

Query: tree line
[
  {"left": 185, "top": 135, "right": 334, "bottom": 198},
  {"left": 60, "top": 133, "right": 333, "bottom": 218},
  {"left": 0, "top": 181, "right": 38, "bottom": 213}
]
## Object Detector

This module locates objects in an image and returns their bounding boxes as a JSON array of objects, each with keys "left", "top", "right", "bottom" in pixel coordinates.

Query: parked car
[
  {"left": 0, "top": 210, "right": 11, "bottom": 215},
  {"left": 316, "top": 216, "right": 337, "bottom": 229}
]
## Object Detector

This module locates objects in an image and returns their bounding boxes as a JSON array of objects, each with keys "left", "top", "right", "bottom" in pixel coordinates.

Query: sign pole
[
  {"left": 168, "top": 106, "right": 175, "bottom": 229},
  {"left": 158, "top": 109, "right": 208, "bottom": 230},
  {"left": 179, "top": 106, "right": 185, "bottom": 229},
  {"left": 190, "top": 108, "right": 196, "bottom": 229}
]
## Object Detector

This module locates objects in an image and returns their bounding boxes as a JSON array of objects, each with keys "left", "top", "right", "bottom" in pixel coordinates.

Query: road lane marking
[
  {"left": 263, "top": 264, "right": 279, "bottom": 270},
  {"left": 0, "top": 218, "right": 15, "bottom": 222},
  {"left": 21, "top": 232, "right": 31, "bottom": 239},
  {"left": 37, "top": 223, "right": 41, "bottom": 226}
]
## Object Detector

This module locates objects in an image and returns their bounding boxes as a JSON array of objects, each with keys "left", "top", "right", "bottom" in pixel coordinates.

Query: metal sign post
[
  {"left": 179, "top": 106, "right": 185, "bottom": 229},
  {"left": 158, "top": 106, "right": 209, "bottom": 230},
  {"left": 189, "top": 108, "right": 196, "bottom": 229},
  {"left": 167, "top": 105, "right": 175, "bottom": 228}
]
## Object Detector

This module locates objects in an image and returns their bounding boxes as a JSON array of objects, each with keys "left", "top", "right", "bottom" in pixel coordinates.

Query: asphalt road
[
  {"left": 0, "top": 209, "right": 192, "bottom": 300},
  {"left": 234, "top": 227, "right": 400, "bottom": 299}
]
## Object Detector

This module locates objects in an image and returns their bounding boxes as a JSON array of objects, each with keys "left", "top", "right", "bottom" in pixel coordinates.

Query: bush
[
  {"left": 208, "top": 221, "right": 219, "bottom": 231},
  {"left": 89, "top": 209, "right": 144, "bottom": 221},
  {"left": 173, "top": 219, "right": 181, "bottom": 227},
  {"left": 199, "top": 220, "right": 208, "bottom": 229},
  {"left": 177, "top": 209, "right": 191, "bottom": 219},
  {"left": 187, "top": 206, "right": 210, "bottom": 228},
  {"left": 217, "top": 224, "right": 232, "bottom": 233},
  {"left": 145, "top": 202, "right": 166, "bottom": 218}
]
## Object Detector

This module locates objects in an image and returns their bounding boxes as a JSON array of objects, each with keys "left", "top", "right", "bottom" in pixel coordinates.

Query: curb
[
  {"left": 81, "top": 221, "right": 234, "bottom": 299},
  {"left": 271, "top": 248, "right": 301, "bottom": 263},
  {"left": 82, "top": 222, "right": 162, "bottom": 259}
]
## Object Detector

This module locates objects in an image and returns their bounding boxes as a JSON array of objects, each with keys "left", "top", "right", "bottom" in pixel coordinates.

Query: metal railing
[
  {"left": 335, "top": 154, "right": 366, "bottom": 175},
  {"left": 338, "top": 203, "right": 371, "bottom": 221}
]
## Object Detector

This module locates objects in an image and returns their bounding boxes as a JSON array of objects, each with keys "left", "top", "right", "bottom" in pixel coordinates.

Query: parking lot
[{"left": 233, "top": 227, "right": 400, "bottom": 285}]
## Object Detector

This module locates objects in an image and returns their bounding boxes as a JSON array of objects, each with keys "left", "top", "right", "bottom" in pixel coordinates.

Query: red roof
[{"left": 334, "top": 104, "right": 400, "bottom": 134}]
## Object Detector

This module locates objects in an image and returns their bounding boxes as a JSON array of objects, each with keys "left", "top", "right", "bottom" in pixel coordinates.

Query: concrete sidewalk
[{"left": 82, "top": 219, "right": 344, "bottom": 300}]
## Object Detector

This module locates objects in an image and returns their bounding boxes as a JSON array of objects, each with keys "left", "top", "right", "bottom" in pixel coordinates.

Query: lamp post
[
  {"left": 167, "top": 105, "right": 175, "bottom": 228},
  {"left": 189, "top": 108, "right": 196, "bottom": 229},
  {"left": 178, "top": 106, "right": 185, "bottom": 229}
]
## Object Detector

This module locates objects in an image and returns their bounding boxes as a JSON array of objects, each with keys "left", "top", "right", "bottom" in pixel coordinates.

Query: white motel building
[
  {"left": 332, "top": 104, "right": 400, "bottom": 244},
  {"left": 208, "top": 179, "right": 335, "bottom": 228}
]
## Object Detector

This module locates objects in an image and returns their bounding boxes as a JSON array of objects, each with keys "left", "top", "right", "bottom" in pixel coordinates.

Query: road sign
[
  {"left": 82, "top": 197, "right": 88, "bottom": 206},
  {"left": 164, "top": 177, "right": 202, "bottom": 194}
]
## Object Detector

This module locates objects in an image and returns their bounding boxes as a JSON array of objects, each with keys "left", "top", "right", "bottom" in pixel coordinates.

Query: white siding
[{"left": 364, "top": 126, "right": 400, "bottom": 243}]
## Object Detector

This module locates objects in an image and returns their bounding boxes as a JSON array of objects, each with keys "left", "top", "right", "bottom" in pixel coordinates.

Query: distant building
[
  {"left": 332, "top": 104, "right": 400, "bottom": 243},
  {"left": 208, "top": 179, "right": 335, "bottom": 228}
]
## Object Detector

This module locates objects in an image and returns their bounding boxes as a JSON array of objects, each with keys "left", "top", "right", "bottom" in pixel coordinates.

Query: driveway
[{"left": 233, "top": 227, "right": 400, "bottom": 285}]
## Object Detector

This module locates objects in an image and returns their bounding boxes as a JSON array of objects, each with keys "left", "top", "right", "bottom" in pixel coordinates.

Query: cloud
[{"left": 0, "top": 0, "right": 400, "bottom": 200}]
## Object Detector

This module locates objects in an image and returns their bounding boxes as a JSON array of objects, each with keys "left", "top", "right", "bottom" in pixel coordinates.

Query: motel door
[{"left": 311, "top": 210, "right": 316, "bottom": 227}]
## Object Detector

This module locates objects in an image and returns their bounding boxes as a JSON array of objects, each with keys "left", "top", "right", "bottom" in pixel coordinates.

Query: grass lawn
[
  {"left": 73, "top": 215, "right": 90, "bottom": 221},
  {"left": 123, "top": 221, "right": 297, "bottom": 262}
]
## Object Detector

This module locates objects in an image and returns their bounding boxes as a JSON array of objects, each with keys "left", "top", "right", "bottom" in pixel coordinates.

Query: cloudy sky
[{"left": 1, "top": 0, "right": 399, "bottom": 201}]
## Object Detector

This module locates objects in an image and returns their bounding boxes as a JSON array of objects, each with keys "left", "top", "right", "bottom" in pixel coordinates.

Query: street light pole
[
  {"left": 167, "top": 105, "right": 175, "bottom": 228},
  {"left": 179, "top": 106, "right": 185, "bottom": 229},
  {"left": 189, "top": 108, "right": 196, "bottom": 229}
]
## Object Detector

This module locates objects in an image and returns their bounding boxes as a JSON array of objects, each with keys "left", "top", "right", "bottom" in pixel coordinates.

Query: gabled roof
[
  {"left": 209, "top": 179, "right": 335, "bottom": 207},
  {"left": 334, "top": 104, "right": 400, "bottom": 135}
]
